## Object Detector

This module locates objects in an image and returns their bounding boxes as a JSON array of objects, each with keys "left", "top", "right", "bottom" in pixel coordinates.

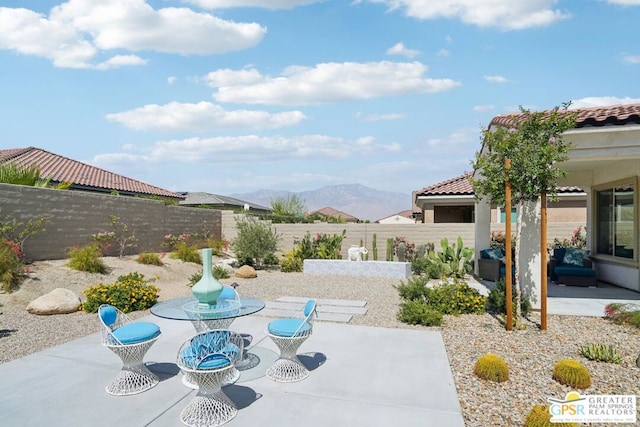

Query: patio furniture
[
  {"left": 98, "top": 304, "right": 161, "bottom": 396},
  {"left": 550, "top": 247, "right": 596, "bottom": 287},
  {"left": 477, "top": 247, "right": 513, "bottom": 282},
  {"left": 266, "top": 299, "right": 317, "bottom": 382},
  {"left": 176, "top": 329, "right": 244, "bottom": 427}
]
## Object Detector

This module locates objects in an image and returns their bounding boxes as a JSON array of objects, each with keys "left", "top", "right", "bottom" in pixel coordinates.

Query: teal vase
[{"left": 191, "top": 248, "right": 224, "bottom": 309}]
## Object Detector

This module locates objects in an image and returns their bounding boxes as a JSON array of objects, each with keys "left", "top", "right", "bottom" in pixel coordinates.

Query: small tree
[
  {"left": 270, "top": 194, "right": 307, "bottom": 222},
  {"left": 471, "top": 103, "right": 578, "bottom": 327},
  {"left": 230, "top": 216, "right": 281, "bottom": 267}
]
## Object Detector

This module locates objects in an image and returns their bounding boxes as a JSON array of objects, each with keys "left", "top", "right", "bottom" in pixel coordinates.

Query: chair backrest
[
  {"left": 178, "top": 329, "right": 244, "bottom": 371},
  {"left": 99, "top": 305, "right": 118, "bottom": 327},
  {"left": 303, "top": 299, "right": 316, "bottom": 319},
  {"left": 218, "top": 285, "right": 239, "bottom": 301}
]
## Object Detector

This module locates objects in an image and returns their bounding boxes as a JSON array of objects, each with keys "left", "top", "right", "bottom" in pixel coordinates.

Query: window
[
  {"left": 595, "top": 182, "right": 635, "bottom": 259},
  {"left": 499, "top": 207, "right": 517, "bottom": 224}
]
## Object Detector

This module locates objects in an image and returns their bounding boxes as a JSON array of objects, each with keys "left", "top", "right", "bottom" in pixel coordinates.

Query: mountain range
[{"left": 230, "top": 184, "right": 412, "bottom": 222}]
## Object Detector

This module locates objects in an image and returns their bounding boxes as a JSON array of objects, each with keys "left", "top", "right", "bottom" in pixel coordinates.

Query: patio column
[
  {"left": 474, "top": 196, "right": 491, "bottom": 275},
  {"left": 519, "top": 200, "right": 542, "bottom": 310}
]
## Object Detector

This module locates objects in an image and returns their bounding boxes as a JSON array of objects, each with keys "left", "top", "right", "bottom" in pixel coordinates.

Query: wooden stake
[
  {"left": 541, "top": 193, "right": 548, "bottom": 330},
  {"left": 505, "top": 159, "right": 512, "bottom": 331}
]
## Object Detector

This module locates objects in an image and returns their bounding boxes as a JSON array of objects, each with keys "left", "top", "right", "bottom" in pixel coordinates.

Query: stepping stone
[
  {"left": 257, "top": 308, "right": 352, "bottom": 323},
  {"left": 276, "top": 296, "right": 367, "bottom": 307}
]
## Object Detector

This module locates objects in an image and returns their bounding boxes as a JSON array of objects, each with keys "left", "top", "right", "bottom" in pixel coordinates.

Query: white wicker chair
[
  {"left": 266, "top": 299, "right": 317, "bottom": 382},
  {"left": 97, "top": 304, "right": 161, "bottom": 396},
  {"left": 176, "top": 329, "right": 244, "bottom": 427}
]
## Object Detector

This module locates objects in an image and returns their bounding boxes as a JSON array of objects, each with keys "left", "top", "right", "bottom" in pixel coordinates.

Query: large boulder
[
  {"left": 26, "top": 288, "right": 82, "bottom": 315},
  {"left": 235, "top": 265, "right": 257, "bottom": 279}
]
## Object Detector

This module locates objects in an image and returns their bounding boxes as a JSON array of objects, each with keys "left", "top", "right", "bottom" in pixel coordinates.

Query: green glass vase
[{"left": 191, "top": 248, "right": 223, "bottom": 309}]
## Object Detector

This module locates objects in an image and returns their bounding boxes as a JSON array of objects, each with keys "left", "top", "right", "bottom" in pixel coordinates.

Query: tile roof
[
  {"left": 180, "top": 192, "right": 270, "bottom": 211},
  {"left": 415, "top": 174, "right": 584, "bottom": 197},
  {"left": 490, "top": 103, "right": 640, "bottom": 129},
  {"left": 0, "top": 146, "right": 184, "bottom": 199}
]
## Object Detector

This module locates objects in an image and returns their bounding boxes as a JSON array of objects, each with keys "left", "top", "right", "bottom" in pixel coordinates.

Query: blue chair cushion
[
  {"left": 99, "top": 305, "right": 118, "bottom": 327},
  {"left": 218, "top": 286, "right": 236, "bottom": 301},
  {"left": 554, "top": 266, "right": 596, "bottom": 277},
  {"left": 112, "top": 322, "right": 160, "bottom": 344},
  {"left": 180, "top": 343, "right": 239, "bottom": 370},
  {"left": 303, "top": 300, "right": 316, "bottom": 317},
  {"left": 268, "top": 318, "right": 312, "bottom": 337}
]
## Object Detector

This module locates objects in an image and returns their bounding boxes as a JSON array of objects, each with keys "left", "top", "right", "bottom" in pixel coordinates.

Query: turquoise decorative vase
[{"left": 191, "top": 248, "right": 224, "bottom": 309}]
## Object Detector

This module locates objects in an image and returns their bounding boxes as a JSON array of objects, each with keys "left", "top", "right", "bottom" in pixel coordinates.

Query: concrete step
[
  {"left": 257, "top": 308, "right": 352, "bottom": 323},
  {"left": 276, "top": 296, "right": 367, "bottom": 308},
  {"left": 266, "top": 301, "right": 367, "bottom": 315}
]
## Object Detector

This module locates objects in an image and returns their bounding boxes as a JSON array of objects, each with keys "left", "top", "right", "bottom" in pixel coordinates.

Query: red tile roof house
[
  {"left": 473, "top": 103, "right": 640, "bottom": 309},
  {"left": 309, "top": 207, "right": 360, "bottom": 222},
  {"left": 0, "top": 146, "right": 184, "bottom": 200},
  {"left": 414, "top": 174, "right": 586, "bottom": 224}
]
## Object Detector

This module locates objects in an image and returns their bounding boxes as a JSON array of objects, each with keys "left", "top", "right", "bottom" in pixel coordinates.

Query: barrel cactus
[
  {"left": 524, "top": 405, "right": 578, "bottom": 427},
  {"left": 552, "top": 359, "right": 591, "bottom": 389},
  {"left": 473, "top": 353, "right": 509, "bottom": 383},
  {"left": 397, "top": 241, "right": 406, "bottom": 262}
]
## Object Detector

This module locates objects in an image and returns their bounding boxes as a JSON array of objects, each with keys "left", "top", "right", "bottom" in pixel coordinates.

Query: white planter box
[{"left": 303, "top": 259, "right": 412, "bottom": 279}]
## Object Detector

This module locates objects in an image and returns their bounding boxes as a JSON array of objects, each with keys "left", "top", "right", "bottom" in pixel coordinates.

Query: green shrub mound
[
  {"left": 82, "top": 272, "right": 160, "bottom": 313},
  {"left": 66, "top": 244, "right": 107, "bottom": 273},
  {"left": 397, "top": 300, "right": 443, "bottom": 326},
  {"left": 579, "top": 342, "right": 622, "bottom": 364},
  {"left": 552, "top": 359, "right": 591, "bottom": 389},
  {"left": 0, "top": 243, "right": 25, "bottom": 293},
  {"left": 473, "top": 353, "right": 509, "bottom": 383},
  {"left": 136, "top": 252, "right": 164, "bottom": 266},
  {"left": 524, "top": 405, "right": 578, "bottom": 427}
]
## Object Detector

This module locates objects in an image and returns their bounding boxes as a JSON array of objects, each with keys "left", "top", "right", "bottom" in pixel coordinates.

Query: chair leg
[
  {"left": 180, "top": 368, "right": 237, "bottom": 427},
  {"left": 267, "top": 335, "right": 310, "bottom": 382},
  {"left": 106, "top": 340, "right": 159, "bottom": 396}
]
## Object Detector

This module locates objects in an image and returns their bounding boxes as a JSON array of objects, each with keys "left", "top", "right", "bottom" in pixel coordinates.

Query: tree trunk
[{"left": 514, "top": 204, "right": 523, "bottom": 327}]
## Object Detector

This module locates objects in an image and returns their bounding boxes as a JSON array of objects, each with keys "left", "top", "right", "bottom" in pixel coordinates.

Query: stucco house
[
  {"left": 376, "top": 210, "right": 415, "bottom": 224},
  {"left": 414, "top": 173, "right": 586, "bottom": 224},
  {"left": 473, "top": 103, "right": 640, "bottom": 308}
]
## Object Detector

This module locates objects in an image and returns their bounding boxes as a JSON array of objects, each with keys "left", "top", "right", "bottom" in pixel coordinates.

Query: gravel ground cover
[{"left": 1, "top": 256, "right": 639, "bottom": 426}]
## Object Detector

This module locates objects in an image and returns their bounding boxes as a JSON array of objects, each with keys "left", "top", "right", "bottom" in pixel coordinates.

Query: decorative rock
[
  {"left": 235, "top": 265, "right": 257, "bottom": 279},
  {"left": 26, "top": 288, "right": 82, "bottom": 315}
]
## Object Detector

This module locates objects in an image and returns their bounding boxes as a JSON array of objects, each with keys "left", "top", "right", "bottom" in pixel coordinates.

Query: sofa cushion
[
  {"left": 481, "top": 248, "right": 504, "bottom": 260},
  {"left": 563, "top": 248, "right": 587, "bottom": 266},
  {"left": 553, "top": 248, "right": 567, "bottom": 264},
  {"left": 554, "top": 265, "right": 596, "bottom": 278}
]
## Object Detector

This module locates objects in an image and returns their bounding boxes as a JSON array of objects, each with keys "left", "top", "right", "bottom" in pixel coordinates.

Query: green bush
[
  {"left": 0, "top": 243, "right": 25, "bottom": 293},
  {"left": 486, "top": 278, "right": 531, "bottom": 318},
  {"left": 425, "top": 279, "right": 486, "bottom": 315},
  {"left": 82, "top": 272, "right": 160, "bottom": 313},
  {"left": 397, "top": 300, "right": 443, "bottom": 326},
  {"left": 604, "top": 302, "right": 640, "bottom": 328},
  {"left": 280, "top": 251, "right": 303, "bottom": 272},
  {"left": 170, "top": 242, "right": 201, "bottom": 264},
  {"left": 136, "top": 252, "right": 164, "bottom": 266},
  {"left": 579, "top": 343, "right": 622, "bottom": 364},
  {"left": 396, "top": 275, "right": 429, "bottom": 301},
  {"left": 230, "top": 216, "right": 281, "bottom": 268},
  {"left": 188, "top": 265, "right": 231, "bottom": 286},
  {"left": 66, "top": 244, "right": 108, "bottom": 273}
]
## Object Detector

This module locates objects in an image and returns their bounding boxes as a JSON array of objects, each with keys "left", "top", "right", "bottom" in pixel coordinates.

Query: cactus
[
  {"left": 397, "top": 241, "right": 406, "bottom": 262},
  {"left": 416, "top": 244, "right": 427, "bottom": 259},
  {"left": 386, "top": 238, "right": 394, "bottom": 261},
  {"left": 579, "top": 343, "right": 622, "bottom": 363},
  {"left": 372, "top": 233, "right": 378, "bottom": 261},
  {"left": 552, "top": 359, "right": 591, "bottom": 389},
  {"left": 473, "top": 353, "right": 509, "bottom": 383},
  {"left": 360, "top": 238, "right": 369, "bottom": 261},
  {"left": 524, "top": 405, "right": 578, "bottom": 427}
]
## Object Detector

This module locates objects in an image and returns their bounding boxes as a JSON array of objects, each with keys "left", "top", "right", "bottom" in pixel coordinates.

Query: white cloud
[
  {"left": 484, "top": 75, "right": 509, "bottom": 83},
  {"left": 364, "top": 0, "right": 570, "bottom": 30},
  {"left": 183, "top": 0, "right": 323, "bottom": 9},
  {"left": 622, "top": 54, "right": 640, "bottom": 64},
  {"left": 606, "top": 0, "right": 640, "bottom": 5},
  {"left": 167, "top": 76, "right": 177, "bottom": 84},
  {"left": 437, "top": 48, "right": 450, "bottom": 57},
  {"left": 0, "top": 1, "right": 266, "bottom": 68},
  {"left": 106, "top": 101, "right": 306, "bottom": 131},
  {"left": 356, "top": 112, "right": 406, "bottom": 121},
  {"left": 206, "top": 61, "right": 460, "bottom": 105},
  {"left": 473, "top": 104, "right": 494, "bottom": 112},
  {"left": 425, "top": 127, "right": 478, "bottom": 148},
  {"left": 386, "top": 42, "right": 420, "bottom": 58},
  {"left": 92, "top": 134, "right": 401, "bottom": 165},
  {"left": 569, "top": 96, "right": 640, "bottom": 109}
]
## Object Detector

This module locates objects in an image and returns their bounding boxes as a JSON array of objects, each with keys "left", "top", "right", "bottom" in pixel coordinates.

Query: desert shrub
[
  {"left": 162, "top": 233, "right": 191, "bottom": 251},
  {"left": 263, "top": 252, "right": 280, "bottom": 266},
  {"left": 604, "top": 302, "right": 640, "bottom": 328},
  {"left": 82, "top": 272, "right": 159, "bottom": 313},
  {"left": 425, "top": 279, "right": 486, "bottom": 315},
  {"left": 188, "top": 265, "right": 231, "bottom": 286},
  {"left": 136, "top": 252, "right": 164, "bottom": 266},
  {"left": 524, "top": 405, "right": 578, "bottom": 427},
  {"left": 279, "top": 250, "right": 303, "bottom": 272},
  {"left": 473, "top": 353, "right": 509, "bottom": 383},
  {"left": 396, "top": 275, "right": 429, "bottom": 301},
  {"left": 91, "top": 215, "right": 138, "bottom": 257},
  {"left": 486, "top": 278, "right": 531, "bottom": 317},
  {"left": 230, "top": 216, "right": 281, "bottom": 268},
  {"left": 552, "top": 359, "right": 591, "bottom": 389},
  {"left": 0, "top": 243, "right": 25, "bottom": 293},
  {"left": 579, "top": 343, "right": 622, "bottom": 364},
  {"left": 170, "top": 242, "right": 201, "bottom": 264},
  {"left": 397, "top": 300, "right": 443, "bottom": 326},
  {"left": 66, "top": 244, "right": 108, "bottom": 273}
]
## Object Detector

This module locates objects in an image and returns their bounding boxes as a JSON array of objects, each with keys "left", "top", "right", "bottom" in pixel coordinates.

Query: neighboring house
[
  {"left": 0, "top": 147, "right": 184, "bottom": 201},
  {"left": 309, "top": 207, "right": 360, "bottom": 222},
  {"left": 179, "top": 192, "right": 271, "bottom": 215},
  {"left": 376, "top": 210, "right": 415, "bottom": 224},
  {"left": 474, "top": 103, "right": 640, "bottom": 306},
  {"left": 414, "top": 174, "right": 586, "bottom": 224}
]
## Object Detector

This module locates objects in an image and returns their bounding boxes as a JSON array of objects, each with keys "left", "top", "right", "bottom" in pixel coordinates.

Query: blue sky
[{"left": 2, "top": 0, "right": 640, "bottom": 199}]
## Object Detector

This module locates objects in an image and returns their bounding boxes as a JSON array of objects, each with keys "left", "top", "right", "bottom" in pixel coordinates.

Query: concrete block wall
[{"left": 0, "top": 184, "right": 221, "bottom": 261}]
